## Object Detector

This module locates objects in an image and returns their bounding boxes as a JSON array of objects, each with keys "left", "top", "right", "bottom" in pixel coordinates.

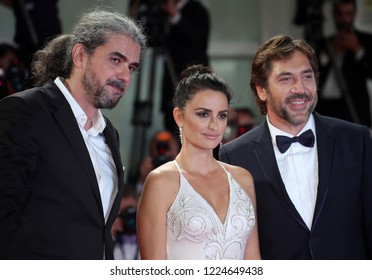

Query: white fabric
[
  {"left": 54, "top": 77, "right": 118, "bottom": 223},
  {"left": 166, "top": 160, "right": 255, "bottom": 260},
  {"left": 267, "top": 114, "right": 318, "bottom": 229}
]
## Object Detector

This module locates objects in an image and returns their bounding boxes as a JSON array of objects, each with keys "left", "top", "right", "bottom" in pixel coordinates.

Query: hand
[
  {"left": 333, "top": 29, "right": 361, "bottom": 54},
  {"left": 161, "top": 0, "right": 178, "bottom": 18}
]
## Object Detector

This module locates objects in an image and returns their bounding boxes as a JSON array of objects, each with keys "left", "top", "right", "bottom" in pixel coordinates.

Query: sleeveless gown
[{"left": 166, "top": 161, "right": 256, "bottom": 260}]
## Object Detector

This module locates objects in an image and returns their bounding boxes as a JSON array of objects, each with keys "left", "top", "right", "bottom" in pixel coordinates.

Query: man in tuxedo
[
  {"left": 316, "top": 0, "right": 372, "bottom": 127},
  {"left": 219, "top": 34, "right": 372, "bottom": 259},
  {"left": 0, "top": 8, "right": 146, "bottom": 259}
]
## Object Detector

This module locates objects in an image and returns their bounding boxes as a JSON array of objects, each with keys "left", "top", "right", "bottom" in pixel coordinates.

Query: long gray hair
[{"left": 32, "top": 7, "right": 147, "bottom": 86}]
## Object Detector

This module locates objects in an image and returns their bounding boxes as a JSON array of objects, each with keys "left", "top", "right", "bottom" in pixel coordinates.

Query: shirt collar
[
  {"left": 267, "top": 114, "right": 316, "bottom": 147},
  {"left": 54, "top": 77, "right": 106, "bottom": 135}
]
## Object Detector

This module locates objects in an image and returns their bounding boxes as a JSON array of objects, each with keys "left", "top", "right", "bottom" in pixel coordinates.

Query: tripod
[{"left": 128, "top": 43, "right": 177, "bottom": 181}]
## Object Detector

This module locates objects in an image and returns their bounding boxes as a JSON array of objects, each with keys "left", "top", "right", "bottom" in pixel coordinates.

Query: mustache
[
  {"left": 106, "top": 79, "right": 126, "bottom": 92},
  {"left": 286, "top": 93, "right": 312, "bottom": 102}
]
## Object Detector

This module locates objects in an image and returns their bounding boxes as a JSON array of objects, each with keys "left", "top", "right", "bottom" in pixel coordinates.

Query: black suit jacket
[
  {"left": 0, "top": 81, "right": 124, "bottom": 259},
  {"left": 219, "top": 113, "right": 372, "bottom": 259}
]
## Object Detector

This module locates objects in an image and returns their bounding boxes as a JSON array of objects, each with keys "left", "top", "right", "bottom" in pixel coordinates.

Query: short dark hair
[
  {"left": 333, "top": 0, "right": 357, "bottom": 15},
  {"left": 250, "top": 34, "right": 319, "bottom": 115}
]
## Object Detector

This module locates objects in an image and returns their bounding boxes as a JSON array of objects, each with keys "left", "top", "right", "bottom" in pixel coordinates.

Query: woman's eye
[
  {"left": 219, "top": 113, "right": 228, "bottom": 120},
  {"left": 197, "top": 112, "right": 208, "bottom": 118}
]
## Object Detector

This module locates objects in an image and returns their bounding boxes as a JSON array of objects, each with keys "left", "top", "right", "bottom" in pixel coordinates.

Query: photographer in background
[
  {"left": 316, "top": 0, "right": 372, "bottom": 128},
  {"left": 0, "top": 0, "right": 62, "bottom": 86},
  {"left": 112, "top": 186, "right": 140, "bottom": 260},
  {"left": 129, "top": 0, "right": 210, "bottom": 133},
  {"left": 0, "top": 42, "right": 25, "bottom": 99}
]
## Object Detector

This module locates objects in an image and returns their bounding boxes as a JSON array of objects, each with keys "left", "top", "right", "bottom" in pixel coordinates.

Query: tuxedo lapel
[
  {"left": 254, "top": 121, "right": 307, "bottom": 228},
  {"left": 44, "top": 82, "right": 104, "bottom": 214},
  {"left": 312, "top": 113, "right": 334, "bottom": 228}
]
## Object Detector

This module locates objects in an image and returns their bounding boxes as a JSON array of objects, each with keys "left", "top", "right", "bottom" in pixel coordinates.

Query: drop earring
[{"left": 179, "top": 127, "right": 183, "bottom": 145}]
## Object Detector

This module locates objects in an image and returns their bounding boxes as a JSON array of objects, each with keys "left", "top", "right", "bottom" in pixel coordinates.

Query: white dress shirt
[
  {"left": 54, "top": 77, "right": 118, "bottom": 223},
  {"left": 267, "top": 114, "right": 318, "bottom": 229}
]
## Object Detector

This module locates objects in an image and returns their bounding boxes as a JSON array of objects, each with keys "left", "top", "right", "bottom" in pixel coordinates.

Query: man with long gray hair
[{"left": 0, "top": 8, "right": 146, "bottom": 259}]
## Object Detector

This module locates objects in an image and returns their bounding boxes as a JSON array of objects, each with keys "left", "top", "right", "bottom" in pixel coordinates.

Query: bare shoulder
[
  {"left": 141, "top": 161, "right": 180, "bottom": 203},
  {"left": 219, "top": 161, "right": 255, "bottom": 200}
]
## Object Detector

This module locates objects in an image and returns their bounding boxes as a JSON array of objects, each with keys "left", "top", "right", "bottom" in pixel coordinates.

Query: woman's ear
[{"left": 173, "top": 107, "right": 183, "bottom": 127}]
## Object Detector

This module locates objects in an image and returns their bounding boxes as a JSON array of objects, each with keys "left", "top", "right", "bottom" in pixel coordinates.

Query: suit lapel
[
  {"left": 254, "top": 121, "right": 307, "bottom": 228},
  {"left": 312, "top": 113, "right": 334, "bottom": 228},
  {"left": 103, "top": 122, "right": 124, "bottom": 226},
  {"left": 44, "top": 82, "right": 104, "bottom": 214}
]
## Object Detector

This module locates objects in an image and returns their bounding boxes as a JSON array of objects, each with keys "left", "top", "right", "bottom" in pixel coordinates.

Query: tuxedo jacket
[
  {"left": 219, "top": 113, "right": 372, "bottom": 259},
  {"left": 0, "top": 81, "right": 124, "bottom": 259}
]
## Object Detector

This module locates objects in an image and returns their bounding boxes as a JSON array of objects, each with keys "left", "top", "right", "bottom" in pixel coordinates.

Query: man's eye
[{"left": 129, "top": 65, "right": 138, "bottom": 73}]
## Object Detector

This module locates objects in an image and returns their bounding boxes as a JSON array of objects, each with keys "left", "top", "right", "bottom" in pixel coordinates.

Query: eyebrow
[
  {"left": 111, "top": 51, "right": 140, "bottom": 68},
  {"left": 195, "top": 107, "right": 228, "bottom": 113},
  {"left": 276, "top": 68, "right": 314, "bottom": 78}
]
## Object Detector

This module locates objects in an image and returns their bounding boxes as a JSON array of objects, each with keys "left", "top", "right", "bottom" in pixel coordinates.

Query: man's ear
[
  {"left": 71, "top": 43, "right": 86, "bottom": 68},
  {"left": 256, "top": 85, "right": 267, "bottom": 102}
]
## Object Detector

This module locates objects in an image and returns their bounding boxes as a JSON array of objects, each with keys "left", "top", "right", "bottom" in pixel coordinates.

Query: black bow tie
[{"left": 276, "top": 129, "right": 315, "bottom": 153}]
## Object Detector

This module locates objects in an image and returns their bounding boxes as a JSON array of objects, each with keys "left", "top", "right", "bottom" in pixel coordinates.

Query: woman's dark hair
[{"left": 173, "top": 64, "right": 232, "bottom": 111}]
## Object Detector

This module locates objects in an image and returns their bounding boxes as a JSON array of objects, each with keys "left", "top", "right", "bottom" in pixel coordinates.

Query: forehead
[
  {"left": 97, "top": 33, "right": 141, "bottom": 60},
  {"left": 269, "top": 51, "right": 312, "bottom": 77},
  {"left": 187, "top": 89, "right": 228, "bottom": 108}
]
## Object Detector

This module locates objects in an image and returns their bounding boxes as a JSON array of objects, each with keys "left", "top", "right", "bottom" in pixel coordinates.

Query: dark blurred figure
[
  {"left": 149, "top": 130, "right": 179, "bottom": 168},
  {"left": 112, "top": 185, "right": 140, "bottom": 260},
  {"left": 0, "top": 0, "right": 62, "bottom": 85},
  {"left": 235, "top": 107, "right": 257, "bottom": 137},
  {"left": 215, "top": 107, "right": 257, "bottom": 159},
  {"left": 316, "top": 0, "right": 372, "bottom": 128},
  {"left": 0, "top": 42, "right": 25, "bottom": 99},
  {"left": 129, "top": 0, "right": 210, "bottom": 133},
  {"left": 128, "top": 130, "right": 179, "bottom": 195}
]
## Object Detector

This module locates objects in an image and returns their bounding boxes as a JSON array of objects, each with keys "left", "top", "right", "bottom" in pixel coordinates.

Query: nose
[
  {"left": 291, "top": 79, "right": 305, "bottom": 94},
  {"left": 117, "top": 64, "right": 132, "bottom": 84},
  {"left": 208, "top": 116, "right": 218, "bottom": 131}
]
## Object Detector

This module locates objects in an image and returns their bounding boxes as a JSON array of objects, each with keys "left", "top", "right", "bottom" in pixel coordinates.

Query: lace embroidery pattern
[{"left": 166, "top": 170, "right": 255, "bottom": 260}]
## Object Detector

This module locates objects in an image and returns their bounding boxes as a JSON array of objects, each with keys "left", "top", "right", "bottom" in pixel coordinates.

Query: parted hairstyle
[
  {"left": 250, "top": 34, "right": 319, "bottom": 115},
  {"left": 173, "top": 64, "right": 233, "bottom": 111},
  {"left": 31, "top": 7, "right": 146, "bottom": 86}
]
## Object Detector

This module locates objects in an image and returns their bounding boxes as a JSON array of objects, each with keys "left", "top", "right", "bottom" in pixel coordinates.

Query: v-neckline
[{"left": 179, "top": 168, "right": 231, "bottom": 226}]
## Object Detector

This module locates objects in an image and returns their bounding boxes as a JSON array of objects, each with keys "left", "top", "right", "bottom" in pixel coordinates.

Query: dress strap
[
  {"left": 217, "top": 161, "right": 229, "bottom": 175},
  {"left": 173, "top": 160, "right": 182, "bottom": 175}
]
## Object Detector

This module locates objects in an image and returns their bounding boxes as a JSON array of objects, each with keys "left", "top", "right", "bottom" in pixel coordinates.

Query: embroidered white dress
[{"left": 166, "top": 161, "right": 256, "bottom": 260}]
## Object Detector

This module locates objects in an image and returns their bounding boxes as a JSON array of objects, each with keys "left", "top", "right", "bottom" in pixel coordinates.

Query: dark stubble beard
[
  {"left": 267, "top": 90, "right": 318, "bottom": 127},
  {"left": 82, "top": 65, "right": 126, "bottom": 110}
]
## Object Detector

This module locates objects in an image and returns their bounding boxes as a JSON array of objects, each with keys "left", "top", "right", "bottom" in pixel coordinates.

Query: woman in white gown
[{"left": 137, "top": 65, "right": 261, "bottom": 260}]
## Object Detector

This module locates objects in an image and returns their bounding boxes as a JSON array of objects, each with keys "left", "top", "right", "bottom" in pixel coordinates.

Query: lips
[
  {"left": 204, "top": 134, "right": 220, "bottom": 140},
  {"left": 107, "top": 80, "right": 126, "bottom": 95}
]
